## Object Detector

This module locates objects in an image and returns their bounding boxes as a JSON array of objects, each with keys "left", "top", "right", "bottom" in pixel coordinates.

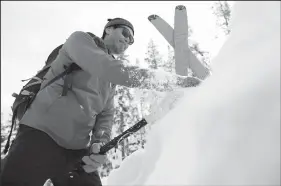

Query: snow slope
[{"left": 106, "top": 1, "right": 280, "bottom": 185}]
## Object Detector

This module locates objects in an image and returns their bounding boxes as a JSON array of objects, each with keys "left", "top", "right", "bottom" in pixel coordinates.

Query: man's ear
[{"left": 105, "top": 27, "right": 114, "bottom": 35}]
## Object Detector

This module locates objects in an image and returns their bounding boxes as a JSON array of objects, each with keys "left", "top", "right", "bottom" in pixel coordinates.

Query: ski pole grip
[
  {"left": 73, "top": 118, "right": 148, "bottom": 175},
  {"left": 98, "top": 141, "right": 118, "bottom": 155}
]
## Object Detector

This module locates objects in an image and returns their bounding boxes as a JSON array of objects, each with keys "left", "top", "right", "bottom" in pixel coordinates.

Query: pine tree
[
  {"left": 144, "top": 39, "right": 163, "bottom": 69},
  {"left": 190, "top": 42, "right": 211, "bottom": 72},
  {"left": 0, "top": 113, "right": 7, "bottom": 169},
  {"left": 162, "top": 45, "right": 175, "bottom": 73},
  {"left": 98, "top": 54, "right": 147, "bottom": 177},
  {"left": 212, "top": 0, "right": 232, "bottom": 35},
  {"left": 1, "top": 113, "right": 7, "bottom": 152},
  {"left": 1, "top": 113, "right": 16, "bottom": 157}
]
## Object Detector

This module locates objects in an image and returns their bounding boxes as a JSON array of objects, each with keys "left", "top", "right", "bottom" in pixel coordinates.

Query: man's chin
[{"left": 111, "top": 49, "right": 125, "bottom": 55}]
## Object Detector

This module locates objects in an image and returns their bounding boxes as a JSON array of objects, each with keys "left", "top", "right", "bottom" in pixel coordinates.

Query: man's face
[{"left": 105, "top": 26, "right": 134, "bottom": 54}]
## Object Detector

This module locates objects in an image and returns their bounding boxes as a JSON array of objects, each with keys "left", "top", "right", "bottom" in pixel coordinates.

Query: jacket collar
[{"left": 87, "top": 32, "right": 110, "bottom": 55}]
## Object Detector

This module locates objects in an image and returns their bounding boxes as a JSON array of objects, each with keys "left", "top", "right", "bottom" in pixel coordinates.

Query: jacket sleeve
[
  {"left": 63, "top": 31, "right": 151, "bottom": 88},
  {"left": 90, "top": 89, "right": 115, "bottom": 144}
]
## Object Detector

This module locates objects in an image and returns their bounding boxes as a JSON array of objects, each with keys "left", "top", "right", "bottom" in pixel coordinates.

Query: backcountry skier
[{"left": 0, "top": 17, "right": 201, "bottom": 186}]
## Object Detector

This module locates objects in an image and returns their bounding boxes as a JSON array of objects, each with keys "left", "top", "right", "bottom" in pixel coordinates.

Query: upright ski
[
  {"left": 148, "top": 8, "right": 210, "bottom": 79},
  {"left": 148, "top": 15, "right": 175, "bottom": 48},
  {"left": 174, "top": 5, "right": 189, "bottom": 76}
]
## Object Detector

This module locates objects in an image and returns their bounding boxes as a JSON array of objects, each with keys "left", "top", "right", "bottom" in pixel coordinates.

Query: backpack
[
  {"left": 3, "top": 32, "right": 105, "bottom": 154},
  {"left": 3, "top": 45, "right": 81, "bottom": 154}
]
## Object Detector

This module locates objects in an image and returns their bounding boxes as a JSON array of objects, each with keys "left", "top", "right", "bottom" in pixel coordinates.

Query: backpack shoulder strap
[{"left": 41, "top": 63, "right": 81, "bottom": 92}]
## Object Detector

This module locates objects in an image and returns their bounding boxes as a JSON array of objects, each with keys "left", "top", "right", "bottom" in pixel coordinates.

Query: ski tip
[
  {"left": 148, "top": 14, "right": 159, "bottom": 21},
  {"left": 176, "top": 5, "right": 186, "bottom": 10}
]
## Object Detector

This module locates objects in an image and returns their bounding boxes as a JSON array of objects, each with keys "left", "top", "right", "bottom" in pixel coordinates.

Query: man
[{"left": 0, "top": 18, "right": 201, "bottom": 186}]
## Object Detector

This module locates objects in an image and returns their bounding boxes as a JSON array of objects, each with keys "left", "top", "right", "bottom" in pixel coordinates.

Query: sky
[
  {"left": 1, "top": 1, "right": 233, "bottom": 121},
  {"left": 102, "top": 1, "right": 280, "bottom": 185}
]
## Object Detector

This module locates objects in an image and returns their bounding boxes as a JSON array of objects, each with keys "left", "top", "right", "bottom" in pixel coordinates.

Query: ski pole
[{"left": 70, "top": 118, "right": 148, "bottom": 174}]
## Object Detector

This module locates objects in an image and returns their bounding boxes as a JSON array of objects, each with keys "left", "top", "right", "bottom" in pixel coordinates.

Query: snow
[{"left": 105, "top": 1, "right": 280, "bottom": 185}]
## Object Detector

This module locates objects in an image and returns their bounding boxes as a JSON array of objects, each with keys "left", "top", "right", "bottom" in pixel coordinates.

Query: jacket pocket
[{"left": 45, "top": 90, "right": 88, "bottom": 120}]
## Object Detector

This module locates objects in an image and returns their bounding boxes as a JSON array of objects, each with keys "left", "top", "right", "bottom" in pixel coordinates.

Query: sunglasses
[{"left": 118, "top": 26, "right": 134, "bottom": 45}]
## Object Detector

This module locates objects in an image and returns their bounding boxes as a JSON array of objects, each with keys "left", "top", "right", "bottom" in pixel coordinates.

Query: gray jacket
[{"left": 20, "top": 31, "right": 152, "bottom": 149}]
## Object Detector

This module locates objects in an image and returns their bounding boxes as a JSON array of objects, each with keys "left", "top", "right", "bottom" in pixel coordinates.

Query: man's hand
[
  {"left": 82, "top": 143, "right": 107, "bottom": 173},
  {"left": 177, "top": 76, "right": 202, "bottom": 87}
]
